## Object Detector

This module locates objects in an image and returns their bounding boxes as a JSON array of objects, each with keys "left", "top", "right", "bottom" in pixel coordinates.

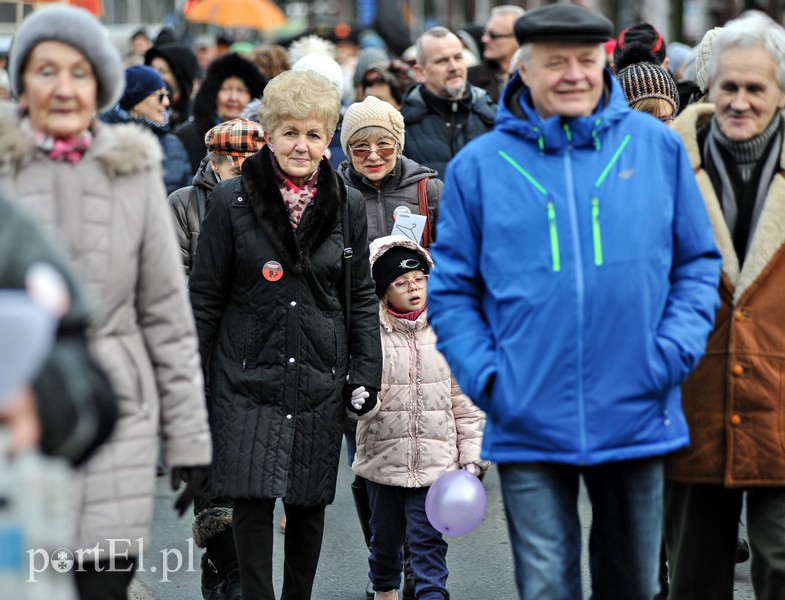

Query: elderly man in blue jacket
[{"left": 428, "top": 5, "right": 722, "bottom": 600}]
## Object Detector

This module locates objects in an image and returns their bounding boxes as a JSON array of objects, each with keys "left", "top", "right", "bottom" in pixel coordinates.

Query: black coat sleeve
[{"left": 345, "top": 187, "right": 382, "bottom": 391}]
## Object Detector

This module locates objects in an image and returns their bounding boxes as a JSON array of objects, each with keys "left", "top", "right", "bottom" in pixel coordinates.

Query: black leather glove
[
  {"left": 346, "top": 385, "right": 378, "bottom": 416},
  {"left": 170, "top": 465, "right": 208, "bottom": 517}
]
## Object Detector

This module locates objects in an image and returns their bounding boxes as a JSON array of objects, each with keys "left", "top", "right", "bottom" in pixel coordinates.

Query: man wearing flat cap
[{"left": 428, "top": 4, "right": 722, "bottom": 599}]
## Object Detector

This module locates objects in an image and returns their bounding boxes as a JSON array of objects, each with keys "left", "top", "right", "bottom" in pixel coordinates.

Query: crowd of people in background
[{"left": 2, "top": 2, "right": 785, "bottom": 600}]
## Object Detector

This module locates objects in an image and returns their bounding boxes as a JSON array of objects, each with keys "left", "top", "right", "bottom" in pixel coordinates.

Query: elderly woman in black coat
[{"left": 189, "top": 69, "right": 382, "bottom": 600}]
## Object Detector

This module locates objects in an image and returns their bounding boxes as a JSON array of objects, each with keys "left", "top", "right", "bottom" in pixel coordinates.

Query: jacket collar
[
  {"left": 674, "top": 103, "right": 785, "bottom": 301},
  {"left": 241, "top": 146, "right": 344, "bottom": 274},
  {"left": 402, "top": 83, "right": 495, "bottom": 125}
]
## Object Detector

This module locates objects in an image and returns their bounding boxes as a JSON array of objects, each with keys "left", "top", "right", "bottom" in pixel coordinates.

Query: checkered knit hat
[
  {"left": 615, "top": 43, "right": 679, "bottom": 114},
  {"left": 204, "top": 118, "right": 265, "bottom": 168}
]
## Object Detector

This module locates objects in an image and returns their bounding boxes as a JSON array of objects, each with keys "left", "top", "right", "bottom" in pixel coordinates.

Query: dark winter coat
[
  {"left": 168, "top": 156, "right": 218, "bottom": 276},
  {"left": 189, "top": 147, "right": 382, "bottom": 505},
  {"left": 337, "top": 155, "right": 442, "bottom": 243},
  {"left": 468, "top": 60, "right": 505, "bottom": 104},
  {"left": 100, "top": 105, "right": 192, "bottom": 194},
  {"left": 400, "top": 83, "right": 496, "bottom": 180}
]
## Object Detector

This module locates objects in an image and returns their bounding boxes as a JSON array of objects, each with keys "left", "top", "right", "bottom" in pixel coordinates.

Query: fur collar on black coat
[{"left": 241, "top": 146, "right": 344, "bottom": 275}]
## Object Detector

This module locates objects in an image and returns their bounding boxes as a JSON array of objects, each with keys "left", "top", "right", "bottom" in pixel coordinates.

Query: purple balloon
[{"left": 425, "top": 469, "right": 487, "bottom": 536}]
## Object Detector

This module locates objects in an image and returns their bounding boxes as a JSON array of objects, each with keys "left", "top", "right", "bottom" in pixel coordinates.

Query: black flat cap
[{"left": 514, "top": 4, "right": 613, "bottom": 45}]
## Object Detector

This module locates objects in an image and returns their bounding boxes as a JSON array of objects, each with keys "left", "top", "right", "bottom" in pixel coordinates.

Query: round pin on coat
[{"left": 263, "top": 261, "right": 284, "bottom": 282}]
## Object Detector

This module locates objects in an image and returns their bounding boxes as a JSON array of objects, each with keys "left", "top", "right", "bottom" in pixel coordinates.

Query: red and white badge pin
[{"left": 263, "top": 261, "right": 284, "bottom": 282}]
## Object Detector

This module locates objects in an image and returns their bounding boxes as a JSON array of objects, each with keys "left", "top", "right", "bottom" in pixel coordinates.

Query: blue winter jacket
[{"left": 428, "top": 71, "right": 722, "bottom": 466}]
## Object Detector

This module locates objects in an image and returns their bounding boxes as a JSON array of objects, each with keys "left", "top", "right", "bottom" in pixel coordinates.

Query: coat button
[
  {"left": 732, "top": 364, "right": 744, "bottom": 376},
  {"left": 735, "top": 310, "right": 744, "bottom": 322},
  {"left": 730, "top": 414, "right": 742, "bottom": 426},
  {"left": 288, "top": 357, "right": 295, "bottom": 364},
  {"left": 286, "top": 414, "right": 292, "bottom": 420},
  {"left": 290, "top": 300, "right": 297, "bottom": 307}
]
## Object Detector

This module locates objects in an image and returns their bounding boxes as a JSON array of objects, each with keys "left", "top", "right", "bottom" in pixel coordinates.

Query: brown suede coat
[{"left": 667, "top": 104, "right": 785, "bottom": 487}]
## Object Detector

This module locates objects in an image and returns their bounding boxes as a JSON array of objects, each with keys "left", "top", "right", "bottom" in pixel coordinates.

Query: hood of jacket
[
  {"left": 0, "top": 101, "right": 162, "bottom": 179},
  {"left": 190, "top": 53, "right": 268, "bottom": 144},
  {"left": 494, "top": 69, "right": 628, "bottom": 153},
  {"left": 192, "top": 154, "right": 218, "bottom": 191},
  {"left": 369, "top": 234, "right": 434, "bottom": 271},
  {"left": 337, "top": 154, "right": 438, "bottom": 193}
]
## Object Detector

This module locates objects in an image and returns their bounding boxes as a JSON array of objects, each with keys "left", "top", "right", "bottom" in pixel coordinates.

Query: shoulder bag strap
[
  {"left": 418, "top": 177, "right": 431, "bottom": 247},
  {"left": 342, "top": 188, "right": 353, "bottom": 339}
]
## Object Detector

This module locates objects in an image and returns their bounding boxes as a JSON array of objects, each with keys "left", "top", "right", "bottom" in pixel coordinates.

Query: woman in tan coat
[{"left": 0, "top": 6, "right": 211, "bottom": 599}]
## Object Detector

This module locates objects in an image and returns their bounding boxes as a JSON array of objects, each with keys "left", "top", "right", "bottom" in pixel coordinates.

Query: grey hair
[
  {"left": 489, "top": 5, "right": 526, "bottom": 19},
  {"left": 415, "top": 26, "right": 455, "bottom": 66},
  {"left": 708, "top": 12, "right": 785, "bottom": 91},
  {"left": 209, "top": 152, "right": 230, "bottom": 166}
]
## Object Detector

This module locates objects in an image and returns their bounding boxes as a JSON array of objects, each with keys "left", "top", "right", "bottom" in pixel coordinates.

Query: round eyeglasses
[{"left": 390, "top": 274, "right": 429, "bottom": 293}]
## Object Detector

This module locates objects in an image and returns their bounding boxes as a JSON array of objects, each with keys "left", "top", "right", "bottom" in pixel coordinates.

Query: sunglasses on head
[{"left": 349, "top": 144, "right": 397, "bottom": 159}]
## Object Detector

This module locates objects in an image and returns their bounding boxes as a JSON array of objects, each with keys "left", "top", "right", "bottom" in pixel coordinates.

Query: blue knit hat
[{"left": 120, "top": 65, "right": 166, "bottom": 111}]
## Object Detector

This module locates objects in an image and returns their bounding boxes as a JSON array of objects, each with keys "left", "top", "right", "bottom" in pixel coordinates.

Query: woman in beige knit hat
[
  {"left": 338, "top": 93, "right": 443, "bottom": 600},
  {"left": 338, "top": 95, "right": 442, "bottom": 246}
]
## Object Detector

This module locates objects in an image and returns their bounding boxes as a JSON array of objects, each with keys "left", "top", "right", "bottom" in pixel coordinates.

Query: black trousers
[
  {"left": 74, "top": 556, "right": 137, "bottom": 600},
  {"left": 665, "top": 481, "right": 785, "bottom": 600},
  {"left": 233, "top": 497, "right": 326, "bottom": 600}
]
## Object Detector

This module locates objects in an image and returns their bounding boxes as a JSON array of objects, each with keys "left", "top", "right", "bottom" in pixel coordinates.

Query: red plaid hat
[{"left": 204, "top": 118, "right": 265, "bottom": 168}]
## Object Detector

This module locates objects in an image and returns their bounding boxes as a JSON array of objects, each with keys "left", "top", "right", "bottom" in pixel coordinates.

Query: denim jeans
[
  {"left": 498, "top": 458, "right": 664, "bottom": 600},
  {"left": 366, "top": 481, "right": 449, "bottom": 600}
]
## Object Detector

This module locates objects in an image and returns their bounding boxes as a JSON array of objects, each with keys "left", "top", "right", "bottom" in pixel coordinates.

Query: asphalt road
[{"left": 131, "top": 447, "right": 754, "bottom": 600}]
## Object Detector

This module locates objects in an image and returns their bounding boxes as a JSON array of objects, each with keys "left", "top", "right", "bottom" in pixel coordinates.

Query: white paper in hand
[
  {"left": 0, "top": 291, "right": 56, "bottom": 409},
  {"left": 391, "top": 213, "right": 427, "bottom": 244}
]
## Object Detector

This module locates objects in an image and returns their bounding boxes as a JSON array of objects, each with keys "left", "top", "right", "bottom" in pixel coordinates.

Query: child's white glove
[
  {"left": 463, "top": 463, "right": 481, "bottom": 476},
  {"left": 350, "top": 385, "right": 370, "bottom": 411}
]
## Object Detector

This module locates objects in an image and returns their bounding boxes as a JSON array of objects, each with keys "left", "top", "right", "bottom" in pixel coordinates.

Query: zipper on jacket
[
  {"left": 591, "top": 197, "right": 603, "bottom": 266},
  {"left": 498, "top": 151, "right": 561, "bottom": 271},
  {"left": 547, "top": 202, "right": 561, "bottom": 272},
  {"left": 564, "top": 149, "right": 588, "bottom": 463},
  {"left": 588, "top": 134, "right": 630, "bottom": 269}
]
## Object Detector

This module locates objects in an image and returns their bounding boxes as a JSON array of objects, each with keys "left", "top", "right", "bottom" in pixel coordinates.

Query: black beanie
[{"left": 372, "top": 246, "right": 429, "bottom": 299}]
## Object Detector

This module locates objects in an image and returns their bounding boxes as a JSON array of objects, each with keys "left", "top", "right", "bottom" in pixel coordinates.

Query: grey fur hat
[{"left": 9, "top": 5, "right": 124, "bottom": 112}]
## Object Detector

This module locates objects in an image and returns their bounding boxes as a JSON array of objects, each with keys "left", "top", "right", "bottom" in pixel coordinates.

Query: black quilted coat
[{"left": 189, "top": 147, "right": 382, "bottom": 506}]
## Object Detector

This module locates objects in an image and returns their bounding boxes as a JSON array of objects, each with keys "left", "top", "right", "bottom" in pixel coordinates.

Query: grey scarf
[{"left": 706, "top": 124, "right": 781, "bottom": 257}]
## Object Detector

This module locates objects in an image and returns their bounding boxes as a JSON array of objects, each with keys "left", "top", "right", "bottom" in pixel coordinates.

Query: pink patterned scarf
[{"left": 270, "top": 154, "right": 319, "bottom": 229}]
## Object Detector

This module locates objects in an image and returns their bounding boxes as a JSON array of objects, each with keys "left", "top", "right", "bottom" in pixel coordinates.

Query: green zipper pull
[
  {"left": 547, "top": 201, "right": 561, "bottom": 272},
  {"left": 591, "top": 197, "right": 603, "bottom": 266}
]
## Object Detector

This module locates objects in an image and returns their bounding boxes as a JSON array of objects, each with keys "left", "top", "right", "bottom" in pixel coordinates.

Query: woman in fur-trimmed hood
[
  {"left": 0, "top": 6, "right": 211, "bottom": 599},
  {"left": 175, "top": 52, "right": 267, "bottom": 174}
]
